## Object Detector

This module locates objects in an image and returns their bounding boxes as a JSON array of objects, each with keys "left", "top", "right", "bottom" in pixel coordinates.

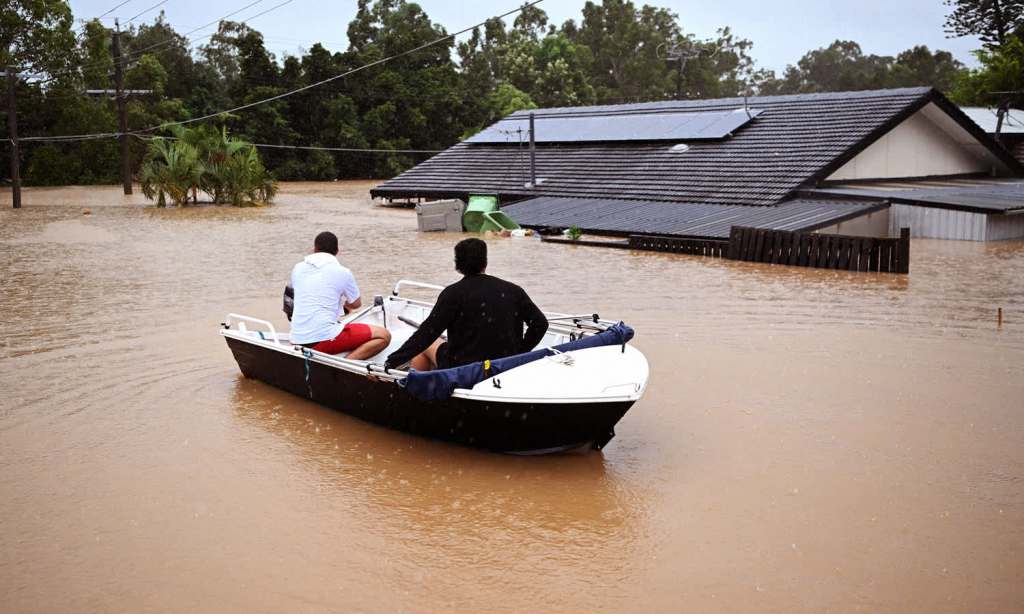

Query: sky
[{"left": 67, "top": 0, "right": 985, "bottom": 75}]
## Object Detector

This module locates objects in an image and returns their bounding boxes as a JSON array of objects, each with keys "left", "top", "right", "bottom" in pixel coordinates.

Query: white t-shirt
[{"left": 289, "top": 252, "right": 361, "bottom": 344}]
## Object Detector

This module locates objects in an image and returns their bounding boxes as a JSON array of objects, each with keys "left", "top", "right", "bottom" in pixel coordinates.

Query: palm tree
[
  {"left": 139, "top": 138, "right": 202, "bottom": 207},
  {"left": 139, "top": 125, "right": 278, "bottom": 207}
]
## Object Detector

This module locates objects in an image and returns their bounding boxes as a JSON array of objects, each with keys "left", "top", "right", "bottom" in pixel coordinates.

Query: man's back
[
  {"left": 289, "top": 252, "right": 360, "bottom": 345},
  {"left": 387, "top": 273, "right": 547, "bottom": 369}
]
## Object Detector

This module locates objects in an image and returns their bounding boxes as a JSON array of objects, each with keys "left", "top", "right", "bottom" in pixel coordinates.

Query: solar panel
[{"left": 465, "top": 108, "right": 763, "bottom": 144}]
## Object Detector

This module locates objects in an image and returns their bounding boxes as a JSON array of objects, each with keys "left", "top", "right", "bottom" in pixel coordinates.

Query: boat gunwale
[{"left": 219, "top": 328, "right": 646, "bottom": 404}]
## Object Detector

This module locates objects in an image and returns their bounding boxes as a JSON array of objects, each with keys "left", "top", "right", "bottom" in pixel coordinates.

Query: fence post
[{"left": 897, "top": 227, "right": 910, "bottom": 274}]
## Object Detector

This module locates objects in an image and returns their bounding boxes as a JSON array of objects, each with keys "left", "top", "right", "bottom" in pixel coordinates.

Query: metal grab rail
[
  {"left": 223, "top": 313, "right": 282, "bottom": 346},
  {"left": 392, "top": 279, "right": 445, "bottom": 296}
]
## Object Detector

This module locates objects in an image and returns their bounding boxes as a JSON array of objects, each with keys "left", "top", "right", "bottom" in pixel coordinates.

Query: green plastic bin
[
  {"left": 478, "top": 210, "right": 521, "bottom": 232},
  {"left": 462, "top": 194, "right": 498, "bottom": 232}
]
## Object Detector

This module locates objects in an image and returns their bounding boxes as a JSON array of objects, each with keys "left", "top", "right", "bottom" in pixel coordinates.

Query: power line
[
  {"left": 125, "top": 0, "right": 171, "bottom": 25},
  {"left": 37, "top": 0, "right": 281, "bottom": 84},
  {"left": 248, "top": 142, "right": 444, "bottom": 154},
  {"left": 121, "top": 0, "right": 271, "bottom": 61},
  {"left": 138, "top": 0, "right": 544, "bottom": 134},
  {"left": 131, "top": 134, "right": 443, "bottom": 153},
  {"left": 96, "top": 0, "right": 137, "bottom": 20},
  {"left": 22, "top": 0, "right": 544, "bottom": 142}
]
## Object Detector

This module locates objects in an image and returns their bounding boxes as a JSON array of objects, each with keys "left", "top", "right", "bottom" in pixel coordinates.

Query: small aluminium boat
[{"left": 221, "top": 280, "right": 649, "bottom": 454}]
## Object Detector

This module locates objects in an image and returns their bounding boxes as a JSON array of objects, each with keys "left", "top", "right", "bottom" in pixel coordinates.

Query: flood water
[{"left": 1, "top": 182, "right": 1022, "bottom": 613}]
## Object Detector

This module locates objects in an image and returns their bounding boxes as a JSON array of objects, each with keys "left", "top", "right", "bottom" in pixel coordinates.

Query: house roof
[
  {"left": 502, "top": 196, "right": 887, "bottom": 238},
  {"left": 807, "top": 178, "right": 1024, "bottom": 214},
  {"left": 372, "top": 88, "right": 1023, "bottom": 206}
]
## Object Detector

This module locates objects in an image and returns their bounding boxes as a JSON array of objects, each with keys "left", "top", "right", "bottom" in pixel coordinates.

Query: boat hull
[{"left": 225, "top": 337, "right": 634, "bottom": 454}]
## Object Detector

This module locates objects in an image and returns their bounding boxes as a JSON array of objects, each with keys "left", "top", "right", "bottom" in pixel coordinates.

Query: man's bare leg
[
  {"left": 410, "top": 339, "right": 444, "bottom": 371},
  {"left": 348, "top": 325, "right": 392, "bottom": 361}
]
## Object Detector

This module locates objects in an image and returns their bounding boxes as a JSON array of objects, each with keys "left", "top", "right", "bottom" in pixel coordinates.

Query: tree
[
  {"left": 757, "top": 41, "right": 970, "bottom": 95},
  {"left": 79, "top": 18, "right": 113, "bottom": 89},
  {"left": 944, "top": 0, "right": 1024, "bottom": 48},
  {"left": 0, "top": 0, "right": 76, "bottom": 76},
  {"left": 125, "top": 13, "right": 195, "bottom": 100},
  {"left": 569, "top": 0, "right": 682, "bottom": 102},
  {"left": 342, "top": 0, "right": 463, "bottom": 176},
  {"left": 950, "top": 34, "right": 1024, "bottom": 108},
  {"left": 139, "top": 138, "right": 201, "bottom": 206},
  {"left": 891, "top": 46, "right": 966, "bottom": 92},
  {"left": 139, "top": 125, "right": 277, "bottom": 206}
]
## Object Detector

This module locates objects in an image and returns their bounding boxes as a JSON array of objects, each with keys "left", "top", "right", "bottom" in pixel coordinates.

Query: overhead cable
[
  {"left": 97, "top": 0, "right": 137, "bottom": 20},
  {"left": 41, "top": 0, "right": 278, "bottom": 84},
  {"left": 138, "top": 0, "right": 544, "bottom": 134},
  {"left": 125, "top": 0, "right": 171, "bottom": 24},
  {"left": 25, "top": 0, "right": 544, "bottom": 141},
  {"left": 131, "top": 134, "right": 443, "bottom": 153}
]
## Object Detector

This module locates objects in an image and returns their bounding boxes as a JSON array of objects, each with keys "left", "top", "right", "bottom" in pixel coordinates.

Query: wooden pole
[
  {"left": 897, "top": 227, "right": 911, "bottom": 274},
  {"left": 112, "top": 21, "right": 132, "bottom": 195},
  {"left": 6, "top": 68, "right": 21, "bottom": 209}
]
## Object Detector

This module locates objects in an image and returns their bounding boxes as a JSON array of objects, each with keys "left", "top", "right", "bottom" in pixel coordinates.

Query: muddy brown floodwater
[{"left": 1, "top": 182, "right": 1022, "bottom": 613}]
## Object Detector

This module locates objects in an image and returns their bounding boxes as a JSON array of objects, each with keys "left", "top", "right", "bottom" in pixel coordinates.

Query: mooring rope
[{"left": 300, "top": 348, "right": 314, "bottom": 398}]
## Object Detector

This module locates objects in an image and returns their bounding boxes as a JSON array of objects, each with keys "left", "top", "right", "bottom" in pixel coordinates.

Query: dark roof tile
[{"left": 373, "top": 88, "right": 936, "bottom": 206}]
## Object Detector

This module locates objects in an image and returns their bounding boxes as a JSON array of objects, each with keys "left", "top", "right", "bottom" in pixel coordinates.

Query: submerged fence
[
  {"left": 725, "top": 226, "right": 910, "bottom": 274},
  {"left": 627, "top": 235, "right": 729, "bottom": 257},
  {"left": 543, "top": 226, "right": 911, "bottom": 274}
]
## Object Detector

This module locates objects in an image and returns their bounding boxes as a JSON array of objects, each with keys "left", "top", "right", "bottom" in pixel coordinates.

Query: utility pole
[
  {"left": 528, "top": 112, "right": 536, "bottom": 189},
  {"left": 5, "top": 68, "right": 21, "bottom": 209},
  {"left": 112, "top": 19, "right": 132, "bottom": 195}
]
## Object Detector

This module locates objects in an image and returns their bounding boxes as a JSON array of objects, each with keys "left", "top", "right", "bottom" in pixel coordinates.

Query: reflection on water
[
  {"left": 229, "top": 378, "right": 636, "bottom": 535},
  {"left": 1, "top": 183, "right": 1022, "bottom": 612}
]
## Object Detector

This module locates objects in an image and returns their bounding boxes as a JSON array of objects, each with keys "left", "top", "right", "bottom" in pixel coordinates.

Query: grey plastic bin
[{"left": 415, "top": 199, "right": 465, "bottom": 232}]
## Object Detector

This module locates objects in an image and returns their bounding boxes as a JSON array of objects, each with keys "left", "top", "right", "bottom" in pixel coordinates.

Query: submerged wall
[
  {"left": 815, "top": 209, "right": 891, "bottom": 237},
  {"left": 986, "top": 213, "right": 1024, "bottom": 240},
  {"left": 887, "top": 204, "right": 1024, "bottom": 241}
]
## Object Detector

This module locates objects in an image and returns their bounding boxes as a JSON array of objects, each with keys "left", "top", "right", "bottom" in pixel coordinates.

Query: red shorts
[{"left": 311, "top": 324, "right": 372, "bottom": 355}]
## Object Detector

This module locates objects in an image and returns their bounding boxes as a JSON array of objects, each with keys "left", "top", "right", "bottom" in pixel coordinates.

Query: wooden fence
[
  {"left": 627, "top": 234, "right": 729, "bottom": 257},
  {"left": 726, "top": 226, "right": 910, "bottom": 274},
  {"left": 542, "top": 227, "right": 911, "bottom": 274}
]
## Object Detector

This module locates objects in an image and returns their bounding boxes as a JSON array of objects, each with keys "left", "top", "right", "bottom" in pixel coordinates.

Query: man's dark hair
[
  {"left": 454, "top": 238, "right": 487, "bottom": 275},
  {"left": 314, "top": 231, "right": 339, "bottom": 255}
]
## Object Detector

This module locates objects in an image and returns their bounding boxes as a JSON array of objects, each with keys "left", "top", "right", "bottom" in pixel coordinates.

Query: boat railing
[
  {"left": 223, "top": 314, "right": 282, "bottom": 346},
  {"left": 392, "top": 279, "right": 445, "bottom": 296}
]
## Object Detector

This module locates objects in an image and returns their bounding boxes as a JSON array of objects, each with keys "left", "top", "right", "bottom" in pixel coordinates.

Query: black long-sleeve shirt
[{"left": 385, "top": 274, "right": 548, "bottom": 370}]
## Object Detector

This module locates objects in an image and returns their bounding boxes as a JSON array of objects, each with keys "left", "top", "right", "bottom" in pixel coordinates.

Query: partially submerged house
[{"left": 372, "top": 88, "right": 1024, "bottom": 241}]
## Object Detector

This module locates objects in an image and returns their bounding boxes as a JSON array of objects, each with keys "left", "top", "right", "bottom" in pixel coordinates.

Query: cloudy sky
[{"left": 67, "top": 0, "right": 984, "bottom": 75}]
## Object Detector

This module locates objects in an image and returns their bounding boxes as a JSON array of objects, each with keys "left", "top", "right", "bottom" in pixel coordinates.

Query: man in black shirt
[{"left": 384, "top": 238, "right": 548, "bottom": 371}]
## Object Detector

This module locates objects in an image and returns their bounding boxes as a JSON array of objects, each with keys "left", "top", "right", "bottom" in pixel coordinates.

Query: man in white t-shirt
[{"left": 289, "top": 231, "right": 390, "bottom": 359}]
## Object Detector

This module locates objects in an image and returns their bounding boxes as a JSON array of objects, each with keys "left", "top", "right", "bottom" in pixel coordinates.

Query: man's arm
[
  {"left": 519, "top": 290, "right": 548, "bottom": 352},
  {"left": 385, "top": 289, "right": 456, "bottom": 369},
  {"left": 343, "top": 296, "right": 362, "bottom": 315},
  {"left": 340, "top": 269, "right": 362, "bottom": 315}
]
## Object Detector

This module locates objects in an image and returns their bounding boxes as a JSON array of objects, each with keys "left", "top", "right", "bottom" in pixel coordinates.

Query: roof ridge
[{"left": 507, "top": 87, "right": 935, "bottom": 118}]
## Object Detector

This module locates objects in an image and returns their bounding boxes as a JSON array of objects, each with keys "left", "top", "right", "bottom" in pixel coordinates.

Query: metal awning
[
  {"left": 502, "top": 197, "right": 886, "bottom": 238},
  {"left": 810, "top": 178, "right": 1024, "bottom": 214}
]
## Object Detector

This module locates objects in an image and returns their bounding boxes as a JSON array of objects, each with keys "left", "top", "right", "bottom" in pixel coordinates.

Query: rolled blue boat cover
[{"left": 399, "top": 322, "right": 634, "bottom": 401}]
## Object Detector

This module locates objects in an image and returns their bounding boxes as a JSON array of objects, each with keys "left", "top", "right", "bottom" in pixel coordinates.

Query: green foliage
[
  {"left": 139, "top": 138, "right": 202, "bottom": 206},
  {"left": 944, "top": 0, "right": 1024, "bottom": 48},
  {"left": 0, "top": 0, "right": 76, "bottom": 74},
  {"left": 79, "top": 19, "right": 113, "bottom": 89},
  {"left": 5, "top": 0, "right": 997, "bottom": 188},
  {"left": 756, "top": 41, "right": 968, "bottom": 95},
  {"left": 949, "top": 34, "right": 1024, "bottom": 107},
  {"left": 567, "top": 225, "right": 582, "bottom": 241},
  {"left": 139, "top": 126, "right": 277, "bottom": 206}
]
